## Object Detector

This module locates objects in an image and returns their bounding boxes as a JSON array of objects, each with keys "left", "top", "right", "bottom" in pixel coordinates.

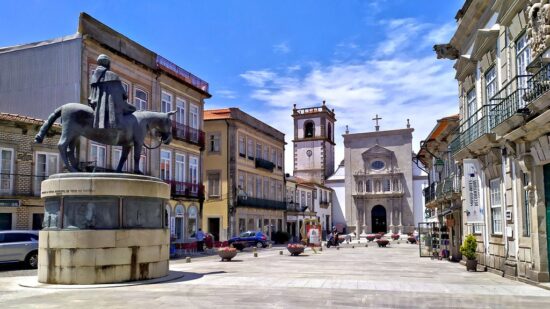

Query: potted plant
[
  {"left": 218, "top": 247, "right": 238, "bottom": 261},
  {"left": 366, "top": 234, "right": 376, "bottom": 242},
  {"left": 391, "top": 233, "right": 400, "bottom": 240},
  {"left": 376, "top": 238, "right": 390, "bottom": 247},
  {"left": 460, "top": 234, "right": 478, "bottom": 271},
  {"left": 287, "top": 243, "right": 305, "bottom": 256}
]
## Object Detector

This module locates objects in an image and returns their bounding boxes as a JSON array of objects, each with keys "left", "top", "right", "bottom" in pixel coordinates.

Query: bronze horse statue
[{"left": 35, "top": 103, "right": 175, "bottom": 174}]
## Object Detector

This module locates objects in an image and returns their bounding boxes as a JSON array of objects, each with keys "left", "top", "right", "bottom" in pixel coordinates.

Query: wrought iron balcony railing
[
  {"left": 423, "top": 182, "right": 436, "bottom": 205},
  {"left": 255, "top": 158, "right": 275, "bottom": 172},
  {"left": 237, "top": 196, "right": 286, "bottom": 210},
  {"left": 172, "top": 122, "right": 205, "bottom": 148},
  {"left": 524, "top": 63, "right": 550, "bottom": 103},
  {"left": 490, "top": 75, "right": 532, "bottom": 129},
  {"left": 166, "top": 180, "right": 204, "bottom": 199},
  {"left": 449, "top": 104, "right": 495, "bottom": 156},
  {"left": 424, "top": 175, "right": 461, "bottom": 206},
  {"left": 156, "top": 55, "right": 209, "bottom": 92}
]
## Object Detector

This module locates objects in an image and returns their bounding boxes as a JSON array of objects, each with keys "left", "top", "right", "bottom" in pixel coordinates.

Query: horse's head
[{"left": 159, "top": 110, "right": 176, "bottom": 144}]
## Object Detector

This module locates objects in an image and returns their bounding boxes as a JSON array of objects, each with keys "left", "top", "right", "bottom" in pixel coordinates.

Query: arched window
[
  {"left": 384, "top": 179, "right": 391, "bottom": 192},
  {"left": 187, "top": 206, "right": 198, "bottom": 238},
  {"left": 357, "top": 180, "right": 364, "bottom": 192},
  {"left": 174, "top": 205, "right": 185, "bottom": 241},
  {"left": 164, "top": 204, "right": 172, "bottom": 229},
  {"left": 304, "top": 121, "right": 315, "bottom": 138},
  {"left": 366, "top": 179, "right": 371, "bottom": 192},
  {"left": 327, "top": 123, "right": 332, "bottom": 141}
]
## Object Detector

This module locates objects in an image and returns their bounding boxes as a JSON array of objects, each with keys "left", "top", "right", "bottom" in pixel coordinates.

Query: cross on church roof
[{"left": 372, "top": 114, "right": 382, "bottom": 131}]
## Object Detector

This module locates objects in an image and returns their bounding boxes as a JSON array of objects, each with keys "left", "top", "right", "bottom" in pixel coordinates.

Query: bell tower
[{"left": 292, "top": 101, "right": 336, "bottom": 184}]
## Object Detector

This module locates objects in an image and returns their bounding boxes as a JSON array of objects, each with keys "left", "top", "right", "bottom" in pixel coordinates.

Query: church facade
[{"left": 343, "top": 127, "right": 416, "bottom": 235}]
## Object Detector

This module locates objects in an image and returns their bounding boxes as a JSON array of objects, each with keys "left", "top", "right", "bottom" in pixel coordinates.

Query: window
[
  {"left": 271, "top": 148, "right": 277, "bottom": 164},
  {"left": 301, "top": 191, "right": 306, "bottom": 206},
  {"left": 304, "top": 121, "right": 315, "bottom": 138},
  {"left": 247, "top": 138, "right": 254, "bottom": 159},
  {"left": 270, "top": 179, "right": 276, "bottom": 199},
  {"left": 490, "top": 179, "right": 502, "bottom": 234},
  {"left": 277, "top": 182, "right": 283, "bottom": 201},
  {"left": 187, "top": 206, "right": 197, "bottom": 238},
  {"left": 32, "top": 213, "right": 43, "bottom": 230},
  {"left": 35, "top": 152, "right": 58, "bottom": 195},
  {"left": 175, "top": 205, "right": 185, "bottom": 241},
  {"left": 161, "top": 91, "right": 172, "bottom": 113},
  {"left": 371, "top": 160, "right": 385, "bottom": 170},
  {"left": 384, "top": 179, "right": 391, "bottom": 192},
  {"left": 134, "top": 88, "right": 148, "bottom": 111},
  {"left": 238, "top": 172, "right": 245, "bottom": 192},
  {"left": 247, "top": 174, "right": 254, "bottom": 197},
  {"left": 256, "top": 176, "right": 262, "bottom": 198},
  {"left": 189, "top": 156, "right": 199, "bottom": 185},
  {"left": 238, "top": 135, "right": 246, "bottom": 157},
  {"left": 0, "top": 148, "right": 14, "bottom": 194},
  {"left": 327, "top": 123, "right": 332, "bottom": 141},
  {"left": 0, "top": 213, "right": 12, "bottom": 230},
  {"left": 112, "top": 147, "right": 127, "bottom": 172},
  {"left": 160, "top": 150, "right": 171, "bottom": 181},
  {"left": 516, "top": 33, "right": 532, "bottom": 77},
  {"left": 190, "top": 104, "right": 199, "bottom": 129},
  {"left": 485, "top": 66, "right": 497, "bottom": 102},
  {"left": 357, "top": 180, "right": 364, "bottom": 192},
  {"left": 277, "top": 150, "right": 283, "bottom": 169},
  {"left": 263, "top": 145, "right": 269, "bottom": 160},
  {"left": 209, "top": 133, "right": 220, "bottom": 153},
  {"left": 307, "top": 192, "right": 312, "bottom": 207},
  {"left": 263, "top": 177, "right": 269, "bottom": 199},
  {"left": 256, "top": 143, "right": 262, "bottom": 158},
  {"left": 466, "top": 88, "right": 477, "bottom": 127},
  {"left": 175, "top": 153, "right": 185, "bottom": 182},
  {"left": 90, "top": 143, "right": 106, "bottom": 168},
  {"left": 208, "top": 172, "right": 220, "bottom": 197},
  {"left": 176, "top": 98, "right": 186, "bottom": 124},
  {"left": 523, "top": 173, "right": 531, "bottom": 236},
  {"left": 366, "top": 179, "right": 371, "bottom": 192},
  {"left": 473, "top": 223, "right": 483, "bottom": 234}
]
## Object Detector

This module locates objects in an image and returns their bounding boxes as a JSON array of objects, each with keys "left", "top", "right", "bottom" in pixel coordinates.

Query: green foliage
[
  {"left": 272, "top": 231, "right": 291, "bottom": 244},
  {"left": 460, "top": 234, "right": 478, "bottom": 260}
]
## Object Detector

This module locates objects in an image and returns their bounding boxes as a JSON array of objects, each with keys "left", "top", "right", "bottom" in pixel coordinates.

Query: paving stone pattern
[{"left": 1, "top": 243, "right": 550, "bottom": 308}]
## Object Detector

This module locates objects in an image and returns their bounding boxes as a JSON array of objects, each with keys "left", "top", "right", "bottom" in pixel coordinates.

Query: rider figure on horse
[{"left": 88, "top": 54, "right": 136, "bottom": 129}]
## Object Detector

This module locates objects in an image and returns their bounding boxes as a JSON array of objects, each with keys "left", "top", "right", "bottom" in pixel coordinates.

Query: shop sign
[
  {"left": 287, "top": 215, "right": 297, "bottom": 221},
  {"left": 306, "top": 224, "right": 321, "bottom": 246},
  {"left": 463, "top": 159, "right": 484, "bottom": 223},
  {"left": 0, "top": 199, "right": 19, "bottom": 207}
]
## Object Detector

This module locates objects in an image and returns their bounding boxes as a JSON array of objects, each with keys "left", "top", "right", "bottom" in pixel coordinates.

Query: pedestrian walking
[{"left": 196, "top": 228, "right": 205, "bottom": 252}]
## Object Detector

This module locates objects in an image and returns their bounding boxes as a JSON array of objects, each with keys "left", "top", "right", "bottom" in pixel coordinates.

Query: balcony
[
  {"left": 156, "top": 55, "right": 209, "bottom": 93},
  {"left": 255, "top": 158, "right": 275, "bottom": 172},
  {"left": 286, "top": 202, "right": 300, "bottom": 212},
  {"left": 423, "top": 183, "right": 436, "bottom": 205},
  {"left": 166, "top": 180, "right": 204, "bottom": 199},
  {"left": 424, "top": 175, "right": 461, "bottom": 208},
  {"left": 490, "top": 75, "right": 531, "bottom": 136},
  {"left": 172, "top": 122, "right": 205, "bottom": 149},
  {"left": 449, "top": 104, "right": 496, "bottom": 158},
  {"left": 237, "top": 196, "right": 286, "bottom": 210},
  {"left": 319, "top": 200, "right": 330, "bottom": 209},
  {"left": 524, "top": 63, "right": 550, "bottom": 109}
]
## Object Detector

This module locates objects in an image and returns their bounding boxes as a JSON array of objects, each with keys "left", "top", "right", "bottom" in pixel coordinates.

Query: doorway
[
  {"left": 371, "top": 205, "right": 387, "bottom": 233},
  {"left": 208, "top": 218, "right": 220, "bottom": 242}
]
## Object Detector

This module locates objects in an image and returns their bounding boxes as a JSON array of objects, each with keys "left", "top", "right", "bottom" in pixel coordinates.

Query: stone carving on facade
[
  {"left": 433, "top": 44, "right": 459, "bottom": 60},
  {"left": 527, "top": 0, "right": 550, "bottom": 57}
]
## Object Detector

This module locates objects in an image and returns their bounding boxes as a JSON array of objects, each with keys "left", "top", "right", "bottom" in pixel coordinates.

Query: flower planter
[
  {"left": 374, "top": 234, "right": 383, "bottom": 240},
  {"left": 218, "top": 248, "right": 238, "bottom": 261},
  {"left": 376, "top": 239, "right": 390, "bottom": 247},
  {"left": 407, "top": 237, "right": 417, "bottom": 244},
  {"left": 366, "top": 234, "right": 376, "bottom": 242},
  {"left": 287, "top": 244, "right": 305, "bottom": 256},
  {"left": 391, "top": 234, "right": 400, "bottom": 240},
  {"left": 466, "top": 259, "right": 477, "bottom": 271}
]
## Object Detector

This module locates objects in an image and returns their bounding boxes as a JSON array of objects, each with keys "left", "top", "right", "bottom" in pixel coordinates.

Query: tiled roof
[
  {"left": 0, "top": 113, "right": 58, "bottom": 127},
  {"left": 204, "top": 108, "right": 232, "bottom": 120}
]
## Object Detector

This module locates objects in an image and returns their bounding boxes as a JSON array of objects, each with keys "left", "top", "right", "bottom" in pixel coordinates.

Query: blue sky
[{"left": 0, "top": 0, "right": 463, "bottom": 172}]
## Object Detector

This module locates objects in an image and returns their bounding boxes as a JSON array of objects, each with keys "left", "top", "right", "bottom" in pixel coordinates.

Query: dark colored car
[{"left": 228, "top": 231, "right": 270, "bottom": 250}]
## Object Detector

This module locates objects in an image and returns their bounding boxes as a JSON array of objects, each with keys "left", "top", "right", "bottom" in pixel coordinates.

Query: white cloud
[
  {"left": 216, "top": 89, "right": 237, "bottom": 99},
  {"left": 425, "top": 22, "right": 456, "bottom": 44},
  {"left": 273, "top": 42, "right": 291, "bottom": 54},
  {"left": 240, "top": 18, "right": 458, "bottom": 174}
]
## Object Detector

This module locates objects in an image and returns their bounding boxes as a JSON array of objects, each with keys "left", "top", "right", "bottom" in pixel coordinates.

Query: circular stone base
[{"left": 20, "top": 270, "right": 184, "bottom": 289}]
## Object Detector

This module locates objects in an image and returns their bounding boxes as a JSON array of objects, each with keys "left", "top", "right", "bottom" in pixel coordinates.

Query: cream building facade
[
  {"left": 203, "top": 108, "right": 286, "bottom": 241},
  {"left": 435, "top": 0, "right": 550, "bottom": 282}
]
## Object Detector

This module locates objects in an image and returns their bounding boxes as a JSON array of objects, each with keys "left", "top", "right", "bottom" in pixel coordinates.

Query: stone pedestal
[{"left": 38, "top": 173, "right": 170, "bottom": 284}]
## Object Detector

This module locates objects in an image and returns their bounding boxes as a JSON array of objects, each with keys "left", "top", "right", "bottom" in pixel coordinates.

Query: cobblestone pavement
[{"left": 1, "top": 242, "right": 550, "bottom": 308}]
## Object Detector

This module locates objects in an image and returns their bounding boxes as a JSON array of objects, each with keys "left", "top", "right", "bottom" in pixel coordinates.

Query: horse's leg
[
  {"left": 67, "top": 139, "right": 79, "bottom": 171},
  {"left": 58, "top": 135, "right": 77, "bottom": 172},
  {"left": 133, "top": 143, "right": 144, "bottom": 175},
  {"left": 116, "top": 146, "right": 131, "bottom": 173}
]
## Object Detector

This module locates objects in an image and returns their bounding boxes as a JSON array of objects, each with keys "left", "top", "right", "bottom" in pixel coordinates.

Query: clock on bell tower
[{"left": 292, "top": 101, "right": 336, "bottom": 184}]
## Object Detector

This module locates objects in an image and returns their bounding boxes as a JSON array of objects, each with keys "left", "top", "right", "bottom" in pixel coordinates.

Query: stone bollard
[
  {"left": 186, "top": 257, "right": 191, "bottom": 263},
  {"left": 336, "top": 247, "right": 340, "bottom": 250},
  {"left": 365, "top": 244, "right": 368, "bottom": 248},
  {"left": 319, "top": 246, "right": 323, "bottom": 252},
  {"left": 254, "top": 252, "right": 258, "bottom": 258},
  {"left": 279, "top": 250, "right": 283, "bottom": 255},
  {"left": 352, "top": 246, "right": 355, "bottom": 249},
  {"left": 253, "top": 247, "right": 257, "bottom": 253},
  {"left": 269, "top": 243, "right": 273, "bottom": 249}
]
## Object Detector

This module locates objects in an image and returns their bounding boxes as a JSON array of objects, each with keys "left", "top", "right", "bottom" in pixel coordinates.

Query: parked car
[
  {"left": 0, "top": 230, "right": 39, "bottom": 268},
  {"left": 228, "top": 231, "right": 270, "bottom": 250}
]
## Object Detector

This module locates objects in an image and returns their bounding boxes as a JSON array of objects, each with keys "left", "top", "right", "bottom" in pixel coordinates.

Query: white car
[{"left": 0, "top": 230, "right": 39, "bottom": 268}]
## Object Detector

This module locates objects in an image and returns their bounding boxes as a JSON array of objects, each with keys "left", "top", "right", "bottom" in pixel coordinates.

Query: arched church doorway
[{"left": 371, "top": 205, "right": 387, "bottom": 233}]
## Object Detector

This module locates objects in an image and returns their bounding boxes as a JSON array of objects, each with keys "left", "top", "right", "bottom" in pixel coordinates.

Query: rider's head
[{"left": 97, "top": 54, "right": 111, "bottom": 69}]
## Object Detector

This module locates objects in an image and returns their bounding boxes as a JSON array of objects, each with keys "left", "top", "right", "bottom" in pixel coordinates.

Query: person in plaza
[
  {"left": 88, "top": 54, "right": 136, "bottom": 129},
  {"left": 196, "top": 228, "right": 205, "bottom": 252}
]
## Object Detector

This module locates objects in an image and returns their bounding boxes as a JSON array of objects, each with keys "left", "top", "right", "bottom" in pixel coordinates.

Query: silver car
[{"left": 0, "top": 230, "right": 39, "bottom": 268}]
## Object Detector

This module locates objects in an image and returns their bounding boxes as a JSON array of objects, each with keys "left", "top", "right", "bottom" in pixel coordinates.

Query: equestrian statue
[{"left": 35, "top": 54, "right": 174, "bottom": 174}]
